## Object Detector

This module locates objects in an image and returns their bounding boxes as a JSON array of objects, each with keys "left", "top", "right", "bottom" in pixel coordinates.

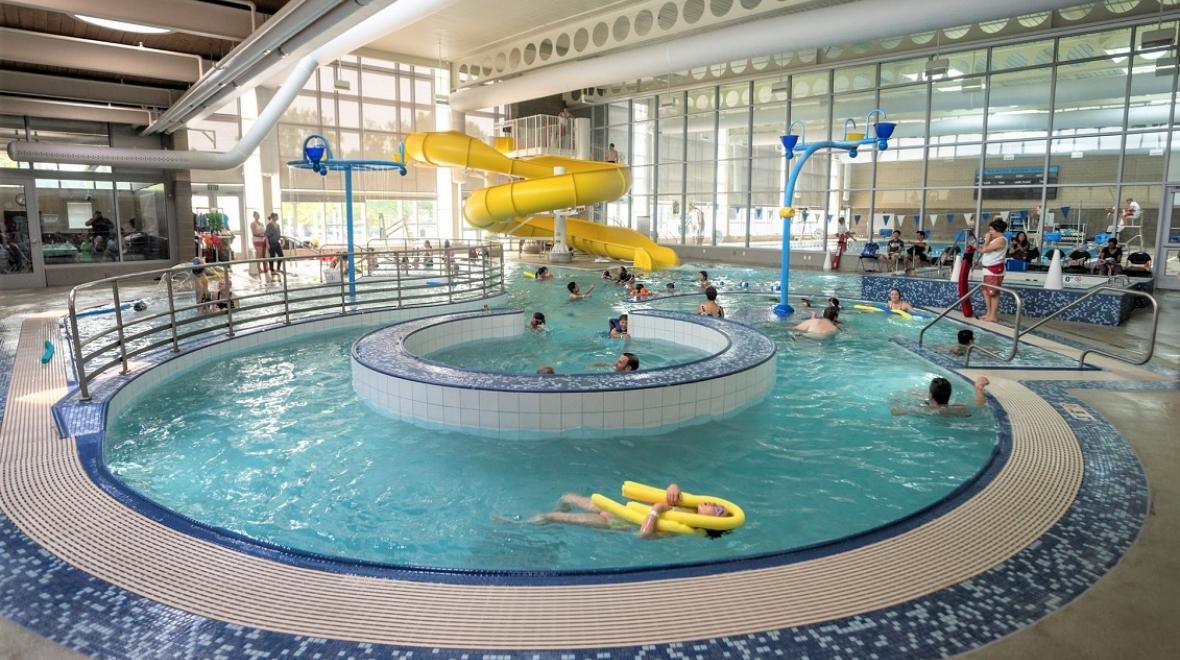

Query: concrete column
[
  {"left": 240, "top": 89, "right": 266, "bottom": 259},
  {"left": 169, "top": 131, "right": 195, "bottom": 263}
]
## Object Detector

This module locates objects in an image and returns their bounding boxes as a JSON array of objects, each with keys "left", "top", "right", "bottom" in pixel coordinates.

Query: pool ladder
[{"left": 918, "top": 283, "right": 1160, "bottom": 369}]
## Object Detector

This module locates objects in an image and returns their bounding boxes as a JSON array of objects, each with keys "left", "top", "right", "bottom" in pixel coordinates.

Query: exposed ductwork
[
  {"left": 448, "top": 0, "right": 1082, "bottom": 112},
  {"left": 6, "top": 0, "right": 456, "bottom": 170}
]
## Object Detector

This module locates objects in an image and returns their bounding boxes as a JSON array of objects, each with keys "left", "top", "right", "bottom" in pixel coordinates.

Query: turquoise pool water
[
  {"left": 105, "top": 262, "right": 1005, "bottom": 572},
  {"left": 429, "top": 335, "right": 709, "bottom": 374}
]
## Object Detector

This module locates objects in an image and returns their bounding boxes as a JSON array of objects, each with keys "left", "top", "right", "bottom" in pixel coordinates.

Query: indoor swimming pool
[{"left": 98, "top": 262, "right": 1031, "bottom": 573}]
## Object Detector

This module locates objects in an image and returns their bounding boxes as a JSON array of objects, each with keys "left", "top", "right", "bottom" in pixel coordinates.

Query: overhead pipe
[
  {"left": 145, "top": 0, "right": 346, "bottom": 135},
  {"left": 7, "top": 0, "right": 454, "bottom": 169},
  {"left": 449, "top": 0, "right": 1080, "bottom": 112}
]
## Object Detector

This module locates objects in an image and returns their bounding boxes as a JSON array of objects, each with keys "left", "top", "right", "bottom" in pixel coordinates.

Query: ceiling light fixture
[{"left": 76, "top": 15, "right": 171, "bottom": 34}]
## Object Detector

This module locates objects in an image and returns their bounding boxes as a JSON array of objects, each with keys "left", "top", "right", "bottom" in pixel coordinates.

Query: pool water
[
  {"left": 105, "top": 262, "right": 1007, "bottom": 573},
  {"left": 429, "top": 334, "right": 710, "bottom": 374}
]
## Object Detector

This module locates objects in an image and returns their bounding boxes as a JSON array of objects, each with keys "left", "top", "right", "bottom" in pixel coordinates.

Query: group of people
[
  {"left": 248, "top": 211, "right": 285, "bottom": 280},
  {"left": 190, "top": 257, "right": 240, "bottom": 314}
]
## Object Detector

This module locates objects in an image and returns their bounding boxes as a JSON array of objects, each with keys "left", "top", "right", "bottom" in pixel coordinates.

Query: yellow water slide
[{"left": 403, "top": 131, "right": 679, "bottom": 270}]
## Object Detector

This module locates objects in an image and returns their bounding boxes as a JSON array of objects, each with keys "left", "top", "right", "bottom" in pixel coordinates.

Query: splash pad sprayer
[
  {"left": 288, "top": 134, "right": 408, "bottom": 299},
  {"left": 774, "top": 109, "right": 895, "bottom": 316}
]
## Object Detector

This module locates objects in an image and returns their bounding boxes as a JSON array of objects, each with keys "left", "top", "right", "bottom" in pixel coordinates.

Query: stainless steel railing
[
  {"left": 917, "top": 282, "right": 1025, "bottom": 367},
  {"left": 917, "top": 281, "right": 1160, "bottom": 369},
  {"left": 1015, "top": 286, "right": 1160, "bottom": 369},
  {"left": 67, "top": 243, "right": 506, "bottom": 400}
]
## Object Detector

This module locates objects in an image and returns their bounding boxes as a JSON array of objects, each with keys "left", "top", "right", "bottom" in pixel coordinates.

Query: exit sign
[{"left": 207, "top": 184, "right": 219, "bottom": 191}]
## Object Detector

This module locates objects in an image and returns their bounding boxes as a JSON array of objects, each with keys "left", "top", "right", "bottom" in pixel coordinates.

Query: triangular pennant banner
[
  {"left": 930, "top": 214, "right": 940, "bottom": 227},
  {"left": 981, "top": 212, "right": 990, "bottom": 221},
  {"left": 947, "top": 213, "right": 955, "bottom": 224},
  {"left": 965, "top": 213, "right": 974, "bottom": 224},
  {"left": 1060, "top": 206, "right": 1071, "bottom": 220},
  {"left": 896, "top": 215, "right": 906, "bottom": 227},
  {"left": 854, "top": 214, "right": 862, "bottom": 225},
  {"left": 882, "top": 214, "right": 890, "bottom": 225}
]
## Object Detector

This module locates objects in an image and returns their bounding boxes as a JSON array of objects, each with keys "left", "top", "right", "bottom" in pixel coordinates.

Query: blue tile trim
[
  {"left": 352, "top": 308, "right": 776, "bottom": 393},
  {"left": 0, "top": 375, "right": 1150, "bottom": 658},
  {"left": 862, "top": 274, "right": 1144, "bottom": 326}
]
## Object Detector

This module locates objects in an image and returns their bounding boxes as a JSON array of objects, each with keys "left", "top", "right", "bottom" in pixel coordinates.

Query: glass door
[
  {"left": 0, "top": 181, "right": 44, "bottom": 289},
  {"left": 1158, "top": 187, "right": 1180, "bottom": 290}
]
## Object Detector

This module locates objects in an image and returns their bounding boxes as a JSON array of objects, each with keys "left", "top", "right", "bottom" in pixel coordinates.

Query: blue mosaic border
[
  {"left": 353, "top": 308, "right": 776, "bottom": 393},
  {"left": 0, "top": 373, "right": 1151, "bottom": 658}
]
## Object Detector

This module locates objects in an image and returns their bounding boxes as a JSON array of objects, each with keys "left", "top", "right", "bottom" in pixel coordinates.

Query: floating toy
[
  {"left": 853, "top": 303, "right": 886, "bottom": 313},
  {"left": 522, "top": 271, "right": 536, "bottom": 279},
  {"left": 589, "top": 481, "right": 745, "bottom": 536},
  {"left": 853, "top": 302, "right": 927, "bottom": 320},
  {"left": 74, "top": 299, "right": 147, "bottom": 318},
  {"left": 40, "top": 340, "right": 55, "bottom": 365},
  {"left": 425, "top": 279, "right": 446, "bottom": 287}
]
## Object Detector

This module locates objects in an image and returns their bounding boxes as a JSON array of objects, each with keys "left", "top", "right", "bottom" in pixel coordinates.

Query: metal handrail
[
  {"left": 66, "top": 243, "right": 505, "bottom": 400},
  {"left": 1015, "top": 286, "right": 1160, "bottom": 369},
  {"left": 917, "top": 282, "right": 1025, "bottom": 367}
]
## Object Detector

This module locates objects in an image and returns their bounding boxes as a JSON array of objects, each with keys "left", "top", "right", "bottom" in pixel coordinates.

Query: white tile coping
[{"left": 351, "top": 308, "right": 778, "bottom": 438}]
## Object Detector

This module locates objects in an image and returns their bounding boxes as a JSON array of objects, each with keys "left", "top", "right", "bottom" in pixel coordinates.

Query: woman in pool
[
  {"left": 794, "top": 305, "right": 840, "bottom": 336},
  {"left": 697, "top": 285, "right": 724, "bottom": 318},
  {"left": 529, "top": 312, "right": 546, "bottom": 331},
  {"left": 526, "top": 484, "right": 730, "bottom": 539},
  {"left": 567, "top": 281, "right": 595, "bottom": 300},
  {"left": 697, "top": 270, "right": 710, "bottom": 288},
  {"left": 615, "top": 266, "right": 630, "bottom": 284},
  {"left": 886, "top": 287, "right": 914, "bottom": 312},
  {"left": 535, "top": 266, "right": 554, "bottom": 280},
  {"left": 892, "top": 376, "right": 989, "bottom": 417}
]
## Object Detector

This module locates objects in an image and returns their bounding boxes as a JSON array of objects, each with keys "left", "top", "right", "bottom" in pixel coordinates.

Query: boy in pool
[
  {"left": 609, "top": 314, "right": 629, "bottom": 338},
  {"left": 529, "top": 312, "right": 547, "bottom": 331},
  {"left": 535, "top": 266, "right": 554, "bottom": 280},
  {"left": 567, "top": 281, "right": 595, "bottom": 300},
  {"left": 945, "top": 329, "right": 975, "bottom": 356},
  {"left": 891, "top": 376, "right": 989, "bottom": 417},
  {"left": 525, "top": 484, "right": 730, "bottom": 539}
]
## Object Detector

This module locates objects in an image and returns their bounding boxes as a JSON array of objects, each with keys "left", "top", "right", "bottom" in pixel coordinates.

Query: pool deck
[{"left": 0, "top": 276, "right": 1177, "bottom": 658}]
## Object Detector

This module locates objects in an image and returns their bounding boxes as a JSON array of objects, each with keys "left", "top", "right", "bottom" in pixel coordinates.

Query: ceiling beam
[
  {"left": 0, "top": 95, "right": 154, "bottom": 125},
  {"left": 0, "top": 70, "right": 180, "bottom": 108},
  {"left": 3, "top": 0, "right": 258, "bottom": 41},
  {"left": 0, "top": 28, "right": 206, "bottom": 83}
]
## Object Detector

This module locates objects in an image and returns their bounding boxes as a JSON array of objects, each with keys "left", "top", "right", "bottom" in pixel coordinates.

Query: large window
[{"left": 595, "top": 18, "right": 1178, "bottom": 258}]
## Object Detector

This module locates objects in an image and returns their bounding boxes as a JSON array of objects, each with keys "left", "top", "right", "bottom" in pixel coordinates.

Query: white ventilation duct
[
  {"left": 449, "top": 0, "right": 1080, "bottom": 112},
  {"left": 7, "top": 0, "right": 454, "bottom": 169}
]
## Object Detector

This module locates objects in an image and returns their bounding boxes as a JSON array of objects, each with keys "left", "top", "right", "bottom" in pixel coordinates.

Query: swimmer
[
  {"left": 567, "top": 281, "right": 596, "bottom": 300},
  {"left": 536, "top": 366, "right": 556, "bottom": 374},
  {"left": 519, "top": 484, "right": 731, "bottom": 539},
  {"left": 666, "top": 282, "right": 676, "bottom": 293},
  {"left": 529, "top": 312, "right": 547, "bottom": 331},
  {"left": 535, "top": 266, "right": 554, "bottom": 280},
  {"left": 886, "top": 287, "right": 914, "bottom": 312},
  {"left": 613, "top": 352, "right": 639, "bottom": 372},
  {"left": 891, "top": 376, "right": 989, "bottom": 417},
  {"left": 609, "top": 314, "right": 629, "bottom": 339},
  {"left": 827, "top": 297, "right": 841, "bottom": 310},
  {"left": 945, "top": 329, "right": 975, "bottom": 356},
  {"left": 616, "top": 266, "right": 631, "bottom": 284},
  {"left": 697, "top": 286, "right": 725, "bottom": 318},
  {"left": 697, "top": 270, "right": 710, "bottom": 288},
  {"left": 481, "top": 304, "right": 491, "bottom": 314},
  {"left": 799, "top": 298, "right": 812, "bottom": 308},
  {"left": 132, "top": 301, "right": 148, "bottom": 312},
  {"left": 602, "top": 269, "right": 614, "bottom": 280},
  {"left": 794, "top": 305, "right": 840, "bottom": 336},
  {"left": 632, "top": 283, "right": 651, "bottom": 300}
]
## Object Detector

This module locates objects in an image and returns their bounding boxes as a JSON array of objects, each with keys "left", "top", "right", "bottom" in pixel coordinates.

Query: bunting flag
[
  {"left": 896, "top": 215, "right": 906, "bottom": 228},
  {"left": 947, "top": 213, "right": 955, "bottom": 224},
  {"left": 964, "top": 213, "right": 974, "bottom": 225},
  {"left": 854, "top": 214, "right": 862, "bottom": 225},
  {"left": 930, "top": 214, "right": 940, "bottom": 227},
  {"left": 1060, "top": 206, "right": 1071, "bottom": 220},
  {"left": 981, "top": 212, "right": 990, "bottom": 221},
  {"left": 882, "top": 214, "right": 891, "bottom": 226}
]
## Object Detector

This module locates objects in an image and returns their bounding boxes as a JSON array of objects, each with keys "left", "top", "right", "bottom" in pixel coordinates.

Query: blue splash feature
[
  {"left": 101, "top": 267, "right": 998, "bottom": 573},
  {"left": 0, "top": 373, "right": 1154, "bottom": 658},
  {"left": 861, "top": 274, "right": 1151, "bottom": 326}
]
